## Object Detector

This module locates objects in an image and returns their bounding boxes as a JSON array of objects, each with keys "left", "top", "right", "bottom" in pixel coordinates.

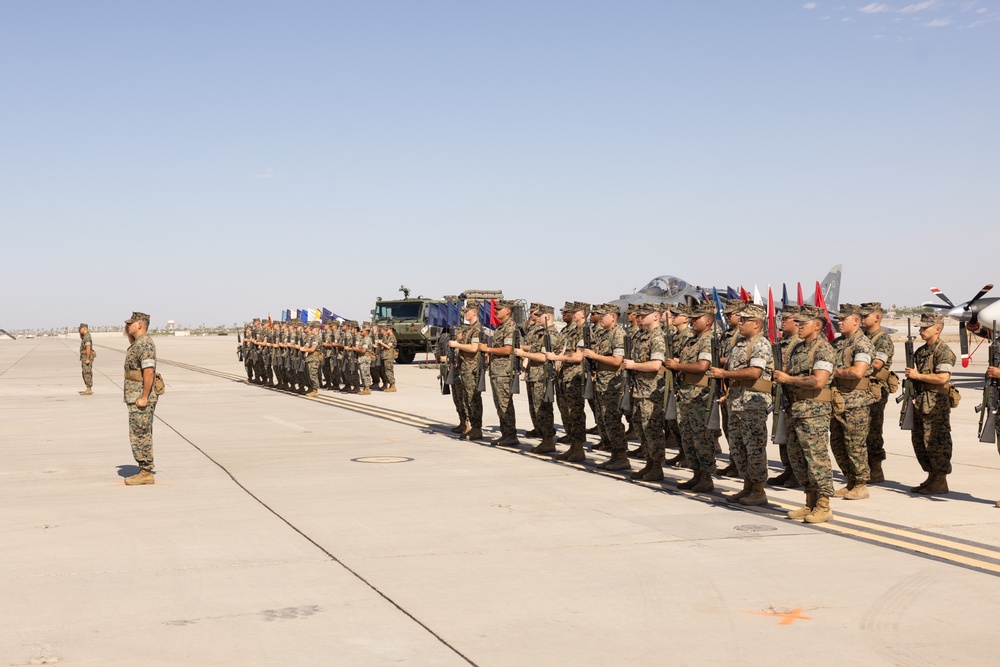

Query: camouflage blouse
[
  {"left": 725, "top": 334, "right": 774, "bottom": 412},
  {"left": 785, "top": 336, "right": 835, "bottom": 419},
  {"left": 555, "top": 322, "right": 584, "bottom": 380},
  {"left": 489, "top": 318, "right": 517, "bottom": 377},
  {"left": 913, "top": 340, "right": 955, "bottom": 413},
  {"left": 380, "top": 330, "right": 397, "bottom": 360},
  {"left": 832, "top": 330, "right": 877, "bottom": 409},
  {"left": 677, "top": 329, "right": 713, "bottom": 404},
  {"left": 525, "top": 324, "right": 551, "bottom": 383},
  {"left": 458, "top": 321, "right": 483, "bottom": 370},
  {"left": 123, "top": 333, "right": 157, "bottom": 405},
  {"left": 630, "top": 327, "right": 666, "bottom": 400},
  {"left": 79, "top": 332, "right": 94, "bottom": 359}
]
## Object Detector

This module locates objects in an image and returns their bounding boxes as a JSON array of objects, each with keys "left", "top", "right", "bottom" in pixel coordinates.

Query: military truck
[{"left": 372, "top": 288, "right": 523, "bottom": 364}]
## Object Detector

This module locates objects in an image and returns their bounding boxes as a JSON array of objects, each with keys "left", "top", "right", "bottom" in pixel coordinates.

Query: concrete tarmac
[{"left": 2, "top": 335, "right": 1000, "bottom": 666}]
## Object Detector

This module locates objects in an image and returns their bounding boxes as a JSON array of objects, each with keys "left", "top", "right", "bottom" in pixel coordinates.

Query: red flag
[
  {"left": 767, "top": 286, "right": 776, "bottom": 343},
  {"left": 740, "top": 286, "right": 749, "bottom": 302},
  {"left": 814, "top": 281, "right": 835, "bottom": 342},
  {"left": 796, "top": 282, "right": 804, "bottom": 306},
  {"left": 489, "top": 299, "right": 500, "bottom": 327}
]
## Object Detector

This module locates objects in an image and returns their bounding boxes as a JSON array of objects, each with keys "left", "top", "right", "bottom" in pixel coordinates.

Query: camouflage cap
[
  {"left": 724, "top": 299, "right": 744, "bottom": 314},
  {"left": 626, "top": 303, "right": 641, "bottom": 314},
  {"left": 529, "top": 301, "right": 542, "bottom": 312},
  {"left": 737, "top": 303, "right": 767, "bottom": 320},
  {"left": 78, "top": 323, "right": 88, "bottom": 329},
  {"left": 860, "top": 302, "right": 883, "bottom": 316},
  {"left": 561, "top": 301, "right": 588, "bottom": 313},
  {"left": 794, "top": 305, "right": 827, "bottom": 324},
  {"left": 670, "top": 303, "right": 692, "bottom": 317},
  {"left": 309, "top": 320, "right": 322, "bottom": 328},
  {"left": 837, "top": 303, "right": 862, "bottom": 318},
  {"left": 590, "top": 303, "right": 606, "bottom": 316},
  {"left": 125, "top": 311, "right": 150, "bottom": 325},
  {"left": 534, "top": 303, "right": 555, "bottom": 315},
  {"left": 464, "top": 300, "right": 480, "bottom": 311},
  {"left": 918, "top": 312, "right": 944, "bottom": 328},
  {"left": 779, "top": 304, "right": 802, "bottom": 319},
  {"left": 694, "top": 300, "right": 717, "bottom": 317},
  {"left": 497, "top": 300, "right": 517, "bottom": 310},
  {"left": 604, "top": 303, "right": 621, "bottom": 316}
]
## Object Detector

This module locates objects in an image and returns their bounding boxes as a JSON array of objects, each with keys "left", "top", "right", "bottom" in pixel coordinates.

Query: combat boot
[
  {"left": 869, "top": 459, "right": 885, "bottom": 483},
  {"left": 641, "top": 460, "right": 664, "bottom": 482},
  {"left": 495, "top": 435, "right": 520, "bottom": 447},
  {"left": 804, "top": 496, "right": 833, "bottom": 523},
  {"left": 718, "top": 461, "right": 740, "bottom": 478},
  {"left": 306, "top": 389, "right": 320, "bottom": 397},
  {"left": 531, "top": 436, "right": 556, "bottom": 454},
  {"left": 915, "top": 474, "right": 949, "bottom": 495},
  {"left": 665, "top": 452, "right": 688, "bottom": 468},
  {"left": 559, "top": 441, "right": 587, "bottom": 463},
  {"left": 557, "top": 434, "right": 573, "bottom": 444},
  {"left": 768, "top": 466, "right": 793, "bottom": 486},
  {"left": 524, "top": 429, "right": 541, "bottom": 438},
  {"left": 630, "top": 461, "right": 652, "bottom": 480},
  {"left": 79, "top": 388, "right": 93, "bottom": 395},
  {"left": 784, "top": 474, "right": 803, "bottom": 489},
  {"left": 385, "top": 385, "right": 397, "bottom": 392},
  {"left": 623, "top": 426, "right": 638, "bottom": 440},
  {"left": 787, "top": 491, "right": 818, "bottom": 520},
  {"left": 597, "top": 451, "right": 632, "bottom": 472},
  {"left": 357, "top": 387, "right": 371, "bottom": 395},
  {"left": 691, "top": 470, "right": 715, "bottom": 493},
  {"left": 628, "top": 446, "right": 646, "bottom": 459},
  {"left": 595, "top": 440, "right": 612, "bottom": 452},
  {"left": 677, "top": 471, "right": 701, "bottom": 490},
  {"left": 451, "top": 422, "right": 468, "bottom": 434},
  {"left": 833, "top": 476, "right": 854, "bottom": 498},
  {"left": 124, "top": 469, "right": 154, "bottom": 486},
  {"left": 726, "top": 480, "right": 753, "bottom": 504},
  {"left": 843, "top": 482, "right": 870, "bottom": 500},
  {"left": 739, "top": 482, "right": 768, "bottom": 506},
  {"left": 461, "top": 428, "right": 483, "bottom": 441},
  {"left": 587, "top": 426, "right": 599, "bottom": 435},
  {"left": 910, "top": 472, "right": 934, "bottom": 493}
]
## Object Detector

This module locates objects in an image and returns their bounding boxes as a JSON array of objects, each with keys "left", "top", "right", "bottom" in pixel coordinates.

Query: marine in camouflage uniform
[
  {"left": 449, "top": 302, "right": 485, "bottom": 441},
  {"left": 261, "top": 321, "right": 275, "bottom": 387},
  {"left": 861, "top": 302, "right": 895, "bottom": 483},
  {"left": 548, "top": 301, "right": 588, "bottom": 461},
  {"left": 329, "top": 322, "right": 344, "bottom": 391},
  {"left": 302, "top": 321, "right": 323, "bottom": 396},
  {"left": 78, "top": 323, "right": 95, "bottom": 395},
  {"left": 988, "top": 334, "right": 1000, "bottom": 507},
  {"left": 516, "top": 305, "right": 558, "bottom": 453},
  {"left": 446, "top": 323, "right": 469, "bottom": 433},
  {"left": 243, "top": 324, "right": 256, "bottom": 383},
  {"left": 379, "top": 325, "right": 397, "bottom": 391},
  {"left": 904, "top": 313, "right": 956, "bottom": 495},
  {"left": 357, "top": 324, "right": 375, "bottom": 395},
  {"left": 667, "top": 301, "right": 718, "bottom": 492},
  {"left": 774, "top": 305, "right": 836, "bottom": 523},
  {"left": 769, "top": 305, "right": 802, "bottom": 488},
  {"left": 320, "top": 321, "right": 334, "bottom": 389},
  {"left": 123, "top": 312, "right": 158, "bottom": 485},
  {"left": 664, "top": 304, "right": 694, "bottom": 467},
  {"left": 252, "top": 318, "right": 267, "bottom": 385},
  {"left": 486, "top": 301, "right": 519, "bottom": 445},
  {"left": 829, "top": 304, "right": 877, "bottom": 500},
  {"left": 583, "top": 304, "right": 630, "bottom": 471},
  {"left": 716, "top": 299, "right": 745, "bottom": 477},
  {"left": 709, "top": 303, "right": 773, "bottom": 505},
  {"left": 625, "top": 303, "right": 667, "bottom": 481}
]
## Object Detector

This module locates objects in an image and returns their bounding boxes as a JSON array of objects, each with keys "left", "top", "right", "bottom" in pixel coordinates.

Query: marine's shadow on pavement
[
  {"left": 880, "top": 480, "right": 996, "bottom": 505},
  {"left": 117, "top": 464, "right": 140, "bottom": 477}
]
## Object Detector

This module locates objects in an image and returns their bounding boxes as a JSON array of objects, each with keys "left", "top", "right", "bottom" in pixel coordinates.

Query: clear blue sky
[{"left": 3, "top": 1, "right": 998, "bottom": 329}]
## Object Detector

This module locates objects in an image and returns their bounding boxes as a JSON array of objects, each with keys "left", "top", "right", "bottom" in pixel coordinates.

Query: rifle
[
  {"left": 619, "top": 333, "right": 633, "bottom": 414},
  {"left": 582, "top": 324, "right": 594, "bottom": 400},
  {"left": 543, "top": 324, "right": 555, "bottom": 403},
  {"left": 510, "top": 326, "right": 520, "bottom": 395},
  {"left": 476, "top": 325, "right": 487, "bottom": 393},
  {"left": 373, "top": 331, "right": 382, "bottom": 369},
  {"left": 976, "top": 320, "right": 998, "bottom": 443},
  {"left": 706, "top": 318, "right": 724, "bottom": 430},
  {"left": 771, "top": 340, "right": 788, "bottom": 445},
  {"left": 237, "top": 332, "right": 244, "bottom": 362},
  {"left": 897, "top": 318, "right": 916, "bottom": 430},
  {"left": 445, "top": 327, "right": 457, "bottom": 387},
  {"left": 664, "top": 329, "right": 677, "bottom": 420}
]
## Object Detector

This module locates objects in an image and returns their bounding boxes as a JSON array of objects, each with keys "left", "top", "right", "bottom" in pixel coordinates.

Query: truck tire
[{"left": 396, "top": 348, "right": 416, "bottom": 365}]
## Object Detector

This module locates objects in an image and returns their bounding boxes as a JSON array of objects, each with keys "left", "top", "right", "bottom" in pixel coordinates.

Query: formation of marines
[
  {"left": 434, "top": 298, "right": 999, "bottom": 523},
  {"left": 239, "top": 318, "right": 398, "bottom": 396}
]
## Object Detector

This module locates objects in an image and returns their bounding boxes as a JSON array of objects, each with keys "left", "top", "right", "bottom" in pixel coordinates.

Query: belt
[
  {"left": 832, "top": 377, "right": 870, "bottom": 392},
  {"left": 597, "top": 362, "right": 620, "bottom": 373},
  {"left": 914, "top": 381, "right": 950, "bottom": 396},
  {"left": 790, "top": 387, "right": 832, "bottom": 403},
  {"left": 682, "top": 372, "right": 709, "bottom": 388},
  {"left": 873, "top": 367, "right": 892, "bottom": 382},
  {"left": 731, "top": 378, "right": 774, "bottom": 393},
  {"left": 124, "top": 370, "right": 145, "bottom": 382}
]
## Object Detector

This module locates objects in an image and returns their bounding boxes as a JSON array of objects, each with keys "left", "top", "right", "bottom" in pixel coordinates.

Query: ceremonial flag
[
  {"left": 781, "top": 283, "right": 789, "bottom": 308},
  {"left": 796, "top": 283, "right": 804, "bottom": 306},
  {"left": 726, "top": 286, "right": 738, "bottom": 300},
  {"left": 767, "top": 286, "right": 776, "bottom": 342},
  {"left": 740, "top": 286, "right": 750, "bottom": 302},
  {"left": 322, "top": 308, "right": 334, "bottom": 322},
  {"left": 300, "top": 309, "right": 307, "bottom": 324},
  {"left": 711, "top": 287, "right": 726, "bottom": 330},
  {"left": 815, "top": 281, "right": 835, "bottom": 342},
  {"left": 753, "top": 285, "right": 762, "bottom": 305}
]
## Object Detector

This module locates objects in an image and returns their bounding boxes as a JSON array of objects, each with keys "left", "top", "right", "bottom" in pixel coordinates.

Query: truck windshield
[{"left": 376, "top": 302, "right": 422, "bottom": 320}]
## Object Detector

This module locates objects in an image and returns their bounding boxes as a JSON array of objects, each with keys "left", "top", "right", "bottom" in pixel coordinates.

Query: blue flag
[
  {"left": 726, "top": 286, "right": 738, "bottom": 301},
  {"left": 781, "top": 284, "right": 789, "bottom": 308}
]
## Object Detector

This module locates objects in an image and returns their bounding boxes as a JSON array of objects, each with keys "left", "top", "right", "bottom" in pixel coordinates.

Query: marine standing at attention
[
  {"left": 485, "top": 300, "right": 519, "bottom": 446},
  {"left": 860, "top": 302, "right": 895, "bottom": 483},
  {"left": 449, "top": 301, "right": 485, "bottom": 441},
  {"left": 79, "top": 323, "right": 95, "bottom": 395},
  {"left": 123, "top": 312, "right": 158, "bottom": 486}
]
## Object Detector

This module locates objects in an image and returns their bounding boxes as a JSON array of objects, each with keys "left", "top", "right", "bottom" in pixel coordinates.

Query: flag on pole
[
  {"left": 796, "top": 282, "right": 804, "bottom": 306},
  {"left": 753, "top": 285, "right": 762, "bottom": 305},
  {"left": 814, "top": 281, "right": 835, "bottom": 342},
  {"left": 740, "top": 286, "right": 750, "bottom": 302},
  {"left": 767, "top": 286, "right": 776, "bottom": 342},
  {"left": 781, "top": 283, "right": 789, "bottom": 308},
  {"left": 727, "top": 286, "right": 738, "bottom": 301}
]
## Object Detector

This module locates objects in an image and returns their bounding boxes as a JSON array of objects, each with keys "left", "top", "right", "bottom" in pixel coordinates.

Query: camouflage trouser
[
  {"left": 245, "top": 357, "right": 255, "bottom": 381},
  {"left": 452, "top": 366, "right": 468, "bottom": 425},
  {"left": 128, "top": 401, "right": 156, "bottom": 471},
  {"left": 634, "top": 396, "right": 665, "bottom": 461},
  {"left": 262, "top": 352, "right": 273, "bottom": 383},
  {"left": 527, "top": 380, "right": 555, "bottom": 438},
  {"left": 359, "top": 358, "right": 372, "bottom": 388},
  {"left": 830, "top": 406, "right": 871, "bottom": 483},
  {"left": 721, "top": 401, "right": 731, "bottom": 445},
  {"left": 490, "top": 373, "right": 516, "bottom": 437},
  {"left": 911, "top": 400, "right": 952, "bottom": 474},
  {"left": 596, "top": 374, "right": 626, "bottom": 452},
  {"left": 867, "top": 391, "right": 889, "bottom": 463},
  {"left": 786, "top": 402, "right": 834, "bottom": 498},
  {"left": 457, "top": 369, "right": 483, "bottom": 429},
  {"left": 555, "top": 372, "right": 586, "bottom": 441},
  {"left": 728, "top": 409, "right": 769, "bottom": 483},
  {"left": 383, "top": 359, "right": 395, "bottom": 386},
  {"left": 678, "top": 396, "right": 716, "bottom": 472},
  {"left": 307, "top": 359, "right": 321, "bottom": 392},
  {"left": 666, "top": 417, "right": 682, "bottom": 452},
  {"left": 81, "top": 359, "right": 93, "bottom": 388},
  {"left": 331, "top": 356, "right": 343, "bottom": 388}
]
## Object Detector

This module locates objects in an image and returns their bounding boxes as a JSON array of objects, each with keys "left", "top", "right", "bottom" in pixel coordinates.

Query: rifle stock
[
  {"left": 582, "top": 325, "right": 594, "bottom": 400},
  {"left": 476, "top": 326, "right": 487, "bottom": 393},
  {"left": 899, "top": 318, "right": 915, "bottom": 431},
  {"left": 510, "top": 327, "right": 520, "bottom": 395},
  {"left": 977, "top": 320, "right": 998, "bottom": 443},
  {"left": 771, "top": 341, "right": 788, "bottom": 445},
  {"left": 664, "top": 329, "right": 677, "bottom": 420},
  {"left": 619, "top": 333, "right": 633, "bottom": 414},
  {"left": 706, "top": 320, "right": 723, "bottom": 430},
  {"left": 543, "top": 325, "right": 555, "bottom": 403}
]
